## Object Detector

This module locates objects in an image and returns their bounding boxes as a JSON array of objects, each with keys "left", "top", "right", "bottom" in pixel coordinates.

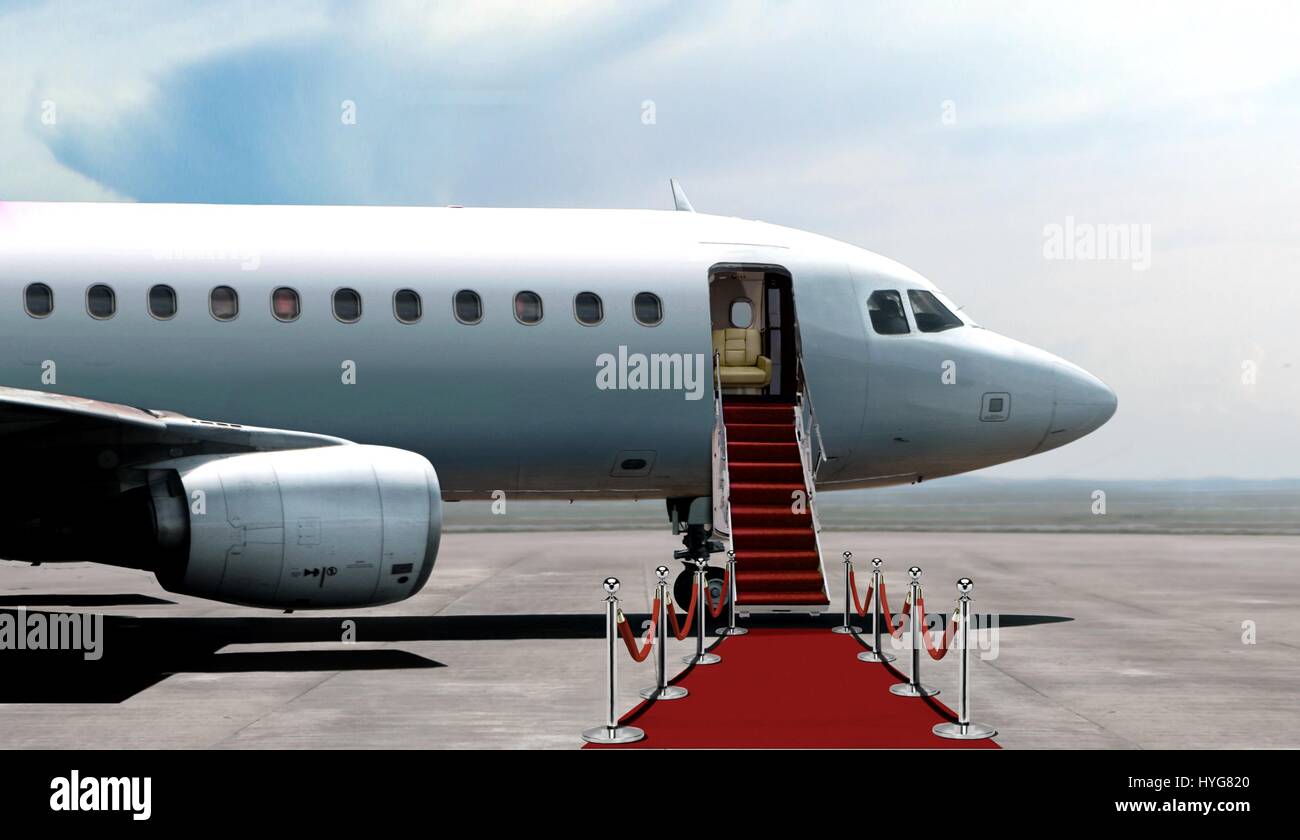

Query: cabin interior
[{"left": 708, "top": 267, "right": 797, "bottom": 400}]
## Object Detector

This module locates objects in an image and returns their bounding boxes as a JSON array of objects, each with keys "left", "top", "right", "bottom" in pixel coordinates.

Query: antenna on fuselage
[{"left": 669, "top": 178, "right": 695, "bottom": 212}]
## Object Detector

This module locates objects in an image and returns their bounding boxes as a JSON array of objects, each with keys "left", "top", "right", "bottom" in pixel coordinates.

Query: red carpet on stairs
[
  {"left": 724, "top": 400, "right": 830, "bottom": 608},
  {"left": 586, "top": 628, "right": 998, "bottom": 749}
]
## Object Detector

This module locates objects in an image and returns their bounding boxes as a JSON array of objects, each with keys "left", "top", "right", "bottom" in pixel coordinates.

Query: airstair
[{"left": 712, "top": 346, "right": 831, "bottom": 613}]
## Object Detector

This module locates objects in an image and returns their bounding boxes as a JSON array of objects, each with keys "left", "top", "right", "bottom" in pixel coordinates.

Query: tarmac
[{"left": 0, "top": 530, "right": 1296, "bottom": 749}]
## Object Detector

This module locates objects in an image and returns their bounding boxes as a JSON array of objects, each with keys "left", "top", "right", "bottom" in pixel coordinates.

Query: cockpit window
[
  {"left": 907, "top": 290, "right": 964, "bottom": 332},
  {"left": 867, "top": 290, "right": 909, "bottom": 335}
]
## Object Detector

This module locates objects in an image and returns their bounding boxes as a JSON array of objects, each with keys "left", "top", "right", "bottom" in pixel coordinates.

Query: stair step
[
  {"left": 723, "top": 404, "right": 794, "bottom": 424},
  {"left": 726, "top": 441, "right": 800, "bottom": 463},
  {"left": 728, "top": 462, "right": 804, "bottom": 483},
  {"left": 730, "top": 549, "right": 823, "bottom": 571},
  {"left": 729, "top": 481, "right": 808, "bottom": 504},
  {"left": 721, "top": 398, "right": 826, "bottom": 609},
  {"left": 730, "top": 504, "right": 816, "bottom": 527},
  {"left": 736, "top": 591, "right": 830, "bottom": 606},
  {"left": 731, "top": 526, "right": 818, "bottom": 550},
  {"left": 725, "top": 422, "right": 793, "bottom": 443},
  {"left": 736, "top": 570, "right": 826, "bottom": 592}
]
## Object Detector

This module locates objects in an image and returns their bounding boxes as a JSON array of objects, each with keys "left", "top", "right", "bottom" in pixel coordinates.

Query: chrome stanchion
[
  {"left": 889, "top": 566, "right": 939, "bottom": 698},
  {"left": 582, "top": 577, "right": 646, "bottom": 744},
  {"left": 934, "top": 578, "right": 997, "bottom": 740},
  {"left": 857, "top": 557, "right": 896, "bottom": 663},
  {"left": 640, "top": 566, "right": 689, "bottom": 700},
  {"left": 716, "top": 549, "right": 748, "bottom": 637},
  {"left": 682, "top": 558, "right": 721, "bottom": 665},
  {"left": 831, "top": 550, "right": 863, "bottom": 634}
]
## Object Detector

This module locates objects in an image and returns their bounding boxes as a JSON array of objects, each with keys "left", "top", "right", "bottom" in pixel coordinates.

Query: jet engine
[{"left": 142, "top": 445, "right": 442, "bottom": 609}]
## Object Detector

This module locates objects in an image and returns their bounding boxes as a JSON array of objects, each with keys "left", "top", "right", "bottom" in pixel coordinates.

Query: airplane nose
[{"left": 1044, "top": 362, "right": 1117, "bottom": 448}]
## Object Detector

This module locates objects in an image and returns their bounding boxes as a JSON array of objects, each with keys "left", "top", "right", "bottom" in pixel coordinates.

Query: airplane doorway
[
  {"left": 708, "top": 266, "right": 796, "bottom": 399},
  {"left": 705, "top": 264, "right": 831, "bottom": 612}
]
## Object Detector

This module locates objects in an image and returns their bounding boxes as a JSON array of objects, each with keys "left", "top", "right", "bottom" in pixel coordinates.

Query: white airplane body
[{"left": 0, "top": 197, "right": 1115, "bottom": 610}]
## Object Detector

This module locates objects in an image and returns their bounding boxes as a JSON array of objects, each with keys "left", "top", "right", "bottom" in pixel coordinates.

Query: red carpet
[
  {"left": 588, "top": 628, "right": 998, "bottom": 749},
  {"left": 724, "top": 400, "right": 829, "bottom": 608}
]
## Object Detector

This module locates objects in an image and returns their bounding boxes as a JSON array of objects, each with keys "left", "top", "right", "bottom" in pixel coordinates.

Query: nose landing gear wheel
[{"left": 673, "top": 566, "right": 727, "bottom": 613}]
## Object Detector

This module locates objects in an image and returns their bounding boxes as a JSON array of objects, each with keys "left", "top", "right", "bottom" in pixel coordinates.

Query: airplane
[{"left": 0, "top": 183, "right": 1116, "bottom": 613}]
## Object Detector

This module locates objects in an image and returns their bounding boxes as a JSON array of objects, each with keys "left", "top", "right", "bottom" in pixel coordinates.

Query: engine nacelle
[{"left": 148, "top": 445, "right": 441, "bottom": 609}]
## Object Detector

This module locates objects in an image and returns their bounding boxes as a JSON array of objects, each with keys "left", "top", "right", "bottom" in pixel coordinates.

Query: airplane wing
[
  {"left": 0, "top": 386, "right": 442, "bottom": 613},
  {"left": 0, "top": 385, "right": 350, "bottom": 458},
  {"left": 0, "top": 384, "right": 353, "bottom": 565}
]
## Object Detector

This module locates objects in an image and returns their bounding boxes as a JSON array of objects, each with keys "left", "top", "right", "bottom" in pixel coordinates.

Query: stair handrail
[
  {"left": 791, "top": 319, "right": 832, "bottom": 607},
  {"left": 790, "top": 403, "right": 822, "bottom": 526},
  {"left": 711, "top": 349, "right": 732, "bottom": 538},
  {"left": 792, "top": 321, "right": 829, "bottom": 481},
  {"left": 790, "top": 380, "right": 833, "bottom": 609}
]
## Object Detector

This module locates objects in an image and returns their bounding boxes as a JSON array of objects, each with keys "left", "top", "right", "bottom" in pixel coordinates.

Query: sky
[{"left": 2, "top": 0, "right": 1298, "bottom": 480}]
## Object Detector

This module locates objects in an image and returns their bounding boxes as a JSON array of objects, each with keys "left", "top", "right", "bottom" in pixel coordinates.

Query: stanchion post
[
  {"left": 831, "top": 550, "right": 863, "bottom": 634},
  {"left": 889, "top": 566, "right": 939, "bottom": 698},
  {"left": 934, "top": 578, "right": 997, "bottom": 740},
  {"left": 640, "top": 566, "right": 688, "bottom": 700},
  {"left": 716, "top": 549, "right": 748, "bottom": 637},
  {"left": 582, "top": 577, "right": 646, "bottom": 744},
  {"left": 682, "top": 558, "right": 721, "bottom": 665},
  {"left": 857, "top": 557, "right": 896, "bottom": 663}
]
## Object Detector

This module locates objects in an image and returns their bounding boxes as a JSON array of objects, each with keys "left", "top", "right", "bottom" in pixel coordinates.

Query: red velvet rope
[
  {"left": 703, "top": 568, "right": 732, "bottom": 619},
  {"left": 616, "top": 597, "right": 660, "bottom": 662},
  {"left": 878, "top": 580, "right": 894, "bottom": 628},
  {"left": 847, "top": 568, "right": 874, "bottom": 618},
  {"left": 889, "top": 590, "right": 912, "bottom": 640},
  {"left": 916, "top": 598, "right": 961, "bottom": 661},
  {"left": 667, "top": 583, "right": 698, "bottom": 640}
]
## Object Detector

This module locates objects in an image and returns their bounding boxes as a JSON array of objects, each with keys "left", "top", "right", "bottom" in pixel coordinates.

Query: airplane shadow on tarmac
[
  {"left": 0, "top": 604, "right": 1070, "bottom": 704},
  {"left": 0, "top": 594, "right": 176, "bottom": 607}
]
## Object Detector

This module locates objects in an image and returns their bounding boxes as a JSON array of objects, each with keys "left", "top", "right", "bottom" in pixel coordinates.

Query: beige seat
[{"left": 712, "top": 328, "right": 772, "bottom": 387}]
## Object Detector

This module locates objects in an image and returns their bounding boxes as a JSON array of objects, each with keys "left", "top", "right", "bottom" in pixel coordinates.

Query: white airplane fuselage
[{"left": 0, "top": 201, "right": 1116, "bottom": 501}]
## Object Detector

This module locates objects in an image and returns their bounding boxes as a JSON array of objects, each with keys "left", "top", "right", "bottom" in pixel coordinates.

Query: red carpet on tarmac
[{"left": 587, "top": 627, "right": 999, "bottom": 749}]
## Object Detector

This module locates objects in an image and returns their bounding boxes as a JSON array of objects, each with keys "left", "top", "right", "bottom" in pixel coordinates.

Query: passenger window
[
  {"left": 272, "top": 287, "right": 300, "bottom": 322},
  {"left": 634, "top": 292, "right": 662, "bottom": 326},
  {"left": 394, "top": 289, "right": 422, "bottom": 324},
  {"left": 210, "top": 286, "right": 239, "bottom": 321},
  {"left": 514, "top": 291, "right": 543, "bottom": 325},
  {"left": 149, "top": 284, "right": 177, "bottom": 320},
  {"left": 333, "top": 288, "right": 362, "bottom": 323},
  {"left": 24, "top": 283, "right": 53, "bottom": 318},
  {"left": 729, "top": 298, "right": 753, "bottom": 328},
  {"left": 907, "top": 290, "right": 963, "bottom": 333},
  {"left": 454, "top": 289, "right": 482, "bottom": 324},
  {"left": 87, "top": 284, "right": 116, "bottom": 319},
  {"left": 867, "top": 290, "right": 909, "bottom": 335},
  {"left": 574, "top": 292, "right": 603, "bottom": 325}
]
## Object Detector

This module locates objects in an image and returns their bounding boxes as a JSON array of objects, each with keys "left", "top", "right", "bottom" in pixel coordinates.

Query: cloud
[{"left": 0, "top": 0, "right": 332, "bottom": 201}]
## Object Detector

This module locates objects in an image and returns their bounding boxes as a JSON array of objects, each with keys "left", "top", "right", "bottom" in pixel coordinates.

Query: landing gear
[
  {"left": 666, "top": 498, "right": 727, "bottom": 612},
  {"left": 673, "top": 566, "right": 726, "bottom": 612}
]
